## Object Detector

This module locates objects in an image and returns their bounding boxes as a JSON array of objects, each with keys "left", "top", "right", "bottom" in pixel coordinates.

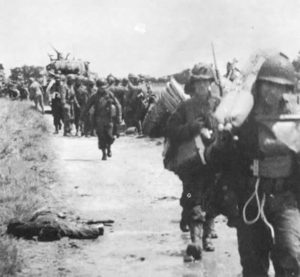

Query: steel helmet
[
  {"left": 87, "top": 78, "right": 96, "bottom": 86},
  {"left": 106, "top": 74, "right": 115, "bottom": 81},
  {"left": 96, "top": 78, "right": 107, "bottom": 87},
  {"left": 190, "top": 63, "right": 215, "bottom": 81},
  {"left": 67, "top": 74, "right": 76, "bottom": 82},
  {"left": 257, "top": 53, "right": 295, "bottom": 86},
  {"left": 128, "top": 73, "right": 139, "bottom": 80}
]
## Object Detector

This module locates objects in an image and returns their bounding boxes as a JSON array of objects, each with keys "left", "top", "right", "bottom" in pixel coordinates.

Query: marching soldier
[
  {"left": 126, "top": 73, "right": 147, "bottom": 135},
  {"left": 166, "top": 63, "right": 220, "bottom": 261},
  {"left": 82, "top": 78, "right": 122, "bottom": 160},
  {"left": 61, "top": 75, "right": 79, "bottom": 136},
  {"left": 206, "top": 53, "right": 300, "bottom": 276},
  {"left": 84, "top": 79, "right": 97, "bottom": 136}
]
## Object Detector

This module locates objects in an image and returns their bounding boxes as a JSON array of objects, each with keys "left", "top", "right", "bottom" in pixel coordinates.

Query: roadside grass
[{"left": 0, "top": 99, "right": 55, "bottom": 276}]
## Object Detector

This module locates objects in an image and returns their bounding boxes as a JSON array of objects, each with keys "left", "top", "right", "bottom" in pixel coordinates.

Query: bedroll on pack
[
  {"left": 163, "top": 77, "right": 187, "bottom": 112},
  {"left": 142, "top": 78, "right": 187, "bottom": 137},
  {"left": 142, "top": 84, "right": 167, "bottom": 136},
  {"left": 214, "top": 88, "right": 254, "bottom": 128}
]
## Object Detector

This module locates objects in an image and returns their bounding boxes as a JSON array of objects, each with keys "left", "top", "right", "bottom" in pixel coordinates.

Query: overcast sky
[{"left": 0, "top": 0, "right": 300, "bottom": 77}]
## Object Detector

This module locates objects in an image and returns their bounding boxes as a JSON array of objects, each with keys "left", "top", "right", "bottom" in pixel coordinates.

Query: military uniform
[
  {"left": 74, "top": 82, "right": 88, "bottom": 135},
  {"left": 48, "top": 79, "right": 63, "bottom": 134},
  {"left": 125, "top": 75, "right": 147, "bottom": 134},
  {"left": 61, "top": 79, "right": 78, "bottom": 136},
  {"left": 51, "top": 92, "right": 63, "bottom": 134},
  {"left": 84, "top": 83, "right": 97, "bottom": 136},
  {"left": 107, "top": 82, "right": 125, "bottom": 137},
  {"left": 166, "top": 64, "right": 219, "bottom": 260},
  {"left": 83, "top": 79, "right": 121, "bottom": 160},
  {"left": 206, "top": 53, "right": 300, "bottom": 276},
  {"left": 7, "top": 210, "right": 103, "bottom": 241}
]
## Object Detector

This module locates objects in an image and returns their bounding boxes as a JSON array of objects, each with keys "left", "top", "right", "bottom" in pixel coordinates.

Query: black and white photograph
[{"left": 1, "top": 0, "right": 300, "bottom": 276}]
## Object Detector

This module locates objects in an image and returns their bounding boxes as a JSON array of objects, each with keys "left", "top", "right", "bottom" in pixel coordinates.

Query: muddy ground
[{"left": 17, "top": 115, "right": 245, "bottom": 277}]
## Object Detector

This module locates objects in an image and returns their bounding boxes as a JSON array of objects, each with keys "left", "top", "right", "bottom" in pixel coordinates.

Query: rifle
[
  {"left": 211, "top": 43, "right": 223, "bottom": 97},
  {"left": 255, "top": 114, "right": 300, "bottom": 122}
]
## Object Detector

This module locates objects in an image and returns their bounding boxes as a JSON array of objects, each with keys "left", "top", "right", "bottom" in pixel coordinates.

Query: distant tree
[{"left": 10, "top": 65, "right": 44, "bottom": 82}]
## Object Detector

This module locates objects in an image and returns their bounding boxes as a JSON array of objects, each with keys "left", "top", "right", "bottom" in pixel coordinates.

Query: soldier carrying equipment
[
  {"left": 206, "top": 53, "right": 300, "bottom": 277},
  {"left": 166, "top": 63, "right": 220, "bottom": 262}
]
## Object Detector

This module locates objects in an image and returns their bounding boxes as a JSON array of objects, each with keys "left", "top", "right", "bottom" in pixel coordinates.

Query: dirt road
[{"left": 19, "top": 125, "right": 242, "bottom": 277}]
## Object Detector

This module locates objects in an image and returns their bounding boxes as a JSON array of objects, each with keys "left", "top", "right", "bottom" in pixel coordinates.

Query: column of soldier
[
  {"left": 48, "top": 73, "right": 152, "bottom": 160},
  {"left": 165, "top": 53, "right": 300, "bottom": 277},
  {"left": 0, "top": 71, "right": 153, "bottom": 160},
  {"left": 3, "top": 53, "right": 300, "bottom": 275},
  {"left": 53, "top": 54, "right": 300, "bottom": 276}
]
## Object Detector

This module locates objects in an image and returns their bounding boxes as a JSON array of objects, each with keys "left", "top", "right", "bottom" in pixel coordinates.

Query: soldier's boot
[
  {"left": 101, "top": 149, "right": 107, "bottom": 161},
  {"left": 54, "top": 126, "right": 59, "bottom": 134},
  {"left": 185, "top": 222, "right": 203, "bottom": 262},
  {"left": 180, "top": 209, "right": 189, "bottom": 232},
  {"left": 107, "top": 146, "right": 112, "bottom": 157},
  {"left": 137, "top": 121, "right": 143, "bottom": 136},
  {"left": 206, "top": 217, "right": 218, "bottom": 239},
  {"left": 202, "top": 219, "right": 215, "bottom": 252}
]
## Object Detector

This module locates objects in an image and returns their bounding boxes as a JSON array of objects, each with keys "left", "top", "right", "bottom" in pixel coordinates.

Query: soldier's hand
[
  {"left": 200, "top": 128, "right": 213, "bottom": 140},
  {"left": 190, "top": 117, "right": 205, "bottom": 135}
]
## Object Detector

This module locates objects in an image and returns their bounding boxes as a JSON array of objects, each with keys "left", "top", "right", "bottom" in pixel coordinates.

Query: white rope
[
  {"left": 242, "top": 177, "right": 275, "bottom": 241},
  {"left": 242, "top": 178, "right": 261, "bottom": 225},
  {"left": 260, "top": 194, "right": 275, "bottom": 241}
]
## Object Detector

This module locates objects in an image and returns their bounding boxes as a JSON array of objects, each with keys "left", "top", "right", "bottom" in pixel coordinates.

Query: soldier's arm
[
  {"left": 81, "top": 94, "right": 95, "bottom": 120},
  {"left": 108, "top": 91, "right": 122, "bottom": 122},
  {"left": 165, "top": 103, "right": 197, "bottom": 143}
]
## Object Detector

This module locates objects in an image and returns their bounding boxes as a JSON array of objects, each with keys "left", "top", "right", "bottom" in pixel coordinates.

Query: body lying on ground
[{"left": 6, "top": 210, "right": 104, "bottom": 241}]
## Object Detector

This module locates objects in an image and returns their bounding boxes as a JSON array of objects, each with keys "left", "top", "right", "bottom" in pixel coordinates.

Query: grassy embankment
[{"left": 0, "top": 99, "right": 55, "bottom": 276}]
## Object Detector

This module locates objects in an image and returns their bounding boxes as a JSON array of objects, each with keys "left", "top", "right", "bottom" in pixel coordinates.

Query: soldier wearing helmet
[
  {"left": 106, "top": 74, "right": 115, "bottom": 86},
  {"left": 73, "top": 75, "right": 88, "bottom": 136},
  {"left": 81, "top": 78, "right": 97, "bottom": 137},
  {"left": 128, "top": 73, "right": 139, "bottom": 85},
  {"left": 205, "top": 53, "right": 300, "bottom": 276},
  {"left": 82, "top": 78, "right": 122, "bottom": 160},
  {"left": 107, "top": 77, "right": 126, "bottom": 138},
  {"left": 165, "top": 63, "right": 220, "bottom": 261},
  {"left": 60, "top": 74, "right": 78, "bottom": 136},
  {"left": 125, "top": 73, "right": 147, "bottom": 135}
]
